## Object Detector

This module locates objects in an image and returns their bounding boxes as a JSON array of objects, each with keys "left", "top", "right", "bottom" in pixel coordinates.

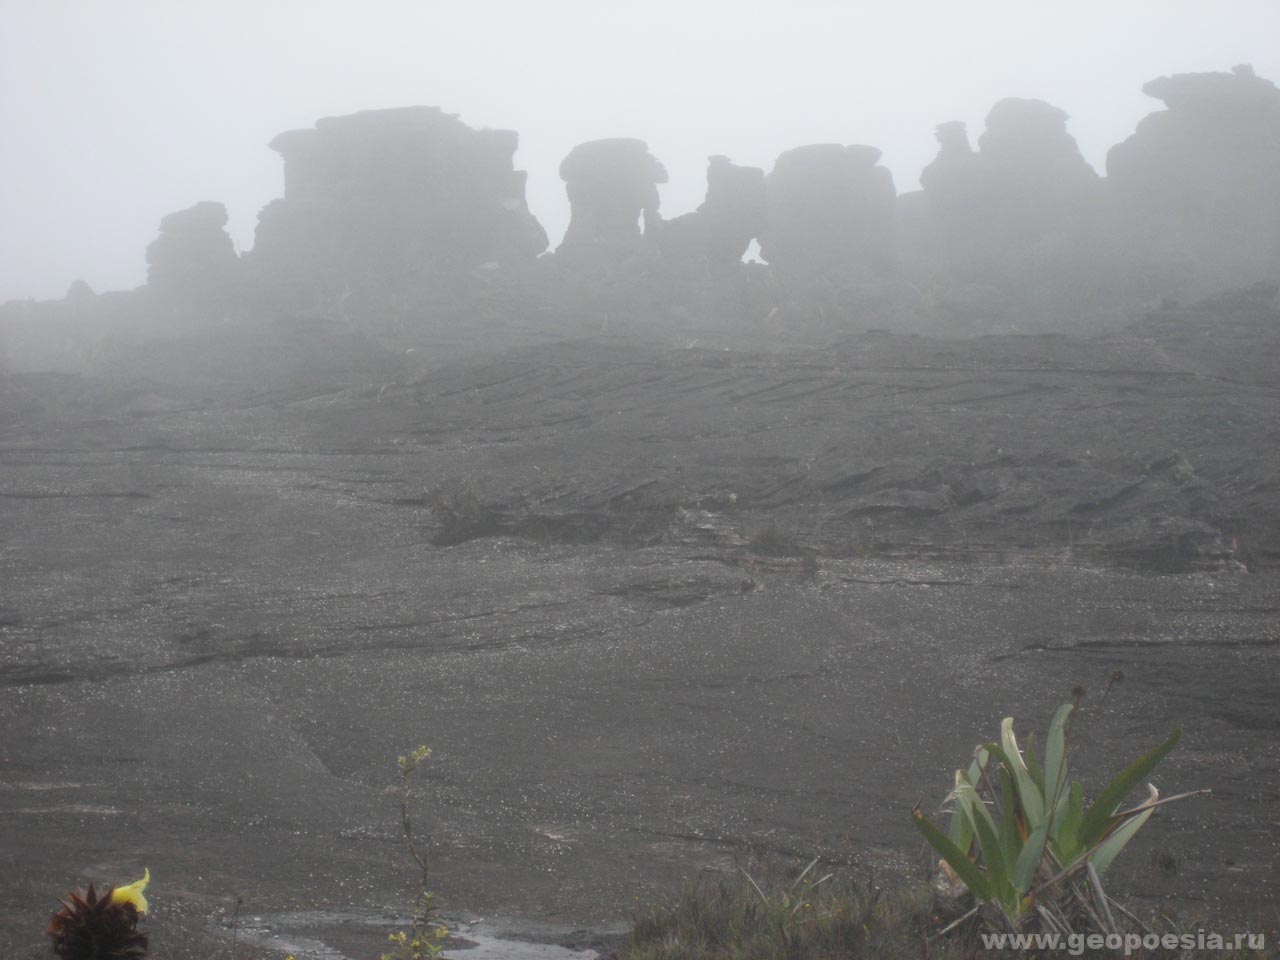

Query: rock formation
[
  {"left": 906, "top": 98, "right": 1119, "bottom": 329},
  {"left": 919, "top": 99, "right": 1101, "bottom": 271},
  {"left": 757, "top": 143, "right": 896, "bottom": 280},
  {"left": 1107, "top": 65, "right": 1280, "bottom": 294},
  {"left": 655, "top": 155, "right": 766, "bottom": 275},
  {"left": 64, "top": 279, "right": 97, "bottom": 305},
  {"left": 556, "top": 138, "right": 668, "bottom": 264},
  {"left": 144, "top": 201, "right": 240, "bottom": 298},
  {"left": 19, "top": 72, "right": 1280, "bottom": 339},
  {"left": 249, "top": 106, "right": 548, "bottom": 306}
]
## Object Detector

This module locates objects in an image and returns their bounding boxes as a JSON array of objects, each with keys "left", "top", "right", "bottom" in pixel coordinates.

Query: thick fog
[{"left": 3, "top": 0, "right": 1278, "bottom": 303}]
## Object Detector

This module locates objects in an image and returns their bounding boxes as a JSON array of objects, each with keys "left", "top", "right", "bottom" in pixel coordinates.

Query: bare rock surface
[{"left": 1, "top": 301, "right": 1278, "bottom": 956}]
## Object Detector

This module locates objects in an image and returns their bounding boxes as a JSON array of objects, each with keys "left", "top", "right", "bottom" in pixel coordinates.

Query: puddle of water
[
  {"left": 228, "top": 909, "right": 602, "bottom": 960},
  {"left": 449, "top": 929, "right": 600, "bottom": 959}
]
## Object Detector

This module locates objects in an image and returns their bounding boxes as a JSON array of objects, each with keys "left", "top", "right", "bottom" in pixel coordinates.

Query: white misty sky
[{"left": 2, "top": 0, "right": 1278, "bottom": 302}]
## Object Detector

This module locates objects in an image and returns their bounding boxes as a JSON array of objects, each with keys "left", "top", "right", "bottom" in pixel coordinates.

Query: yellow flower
[{"left": 109, "top": 868, "right": 150, "bottom": 914}]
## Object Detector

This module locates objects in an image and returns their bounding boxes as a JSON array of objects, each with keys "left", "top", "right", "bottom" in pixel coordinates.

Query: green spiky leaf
[
  {"left": 1091, "top": 785, "right": 1158, "bottom": 876},
  {"left": 1079, "top": 728, "right": 1181, "bottom": 846},
  {"left": 1001, "top": 717, "right": 1045, "bottom": 827},
  {"left": 913, "top": 805, "right": 991, "bottom": 900},
  {"left": 1012, "top": 824, "right": 1049, "bottom": 896},
  {"left": 1043, "top": 703, "right": 1074, "bottom": 821}
]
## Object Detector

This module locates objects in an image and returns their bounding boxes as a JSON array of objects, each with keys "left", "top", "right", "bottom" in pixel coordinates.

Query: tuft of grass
[
  {"left": 619, "top": 863, "right": 1279, "bottom": 959},
  {"left": 746, "top": 524, "right": 804, "bottom": 558},
  {"left": 621, "top": 862, "right": 965, "bottom": 960}
]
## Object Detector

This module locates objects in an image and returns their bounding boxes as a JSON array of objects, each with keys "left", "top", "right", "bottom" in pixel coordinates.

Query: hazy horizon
[{"left": 4, "top": 0, "right": 1279, "bottom": 302}]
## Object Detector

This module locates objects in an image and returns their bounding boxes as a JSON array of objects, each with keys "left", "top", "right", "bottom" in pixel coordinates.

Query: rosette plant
[
  {"left": 48, "top": 869, "right": 150, "bottom": 959},
  {"left": 913, "top": 703, "right": 1200, "bottom": 931}
]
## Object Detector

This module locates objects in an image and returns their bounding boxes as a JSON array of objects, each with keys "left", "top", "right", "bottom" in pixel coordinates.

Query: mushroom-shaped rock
[{"left": 556, "top": 138, "right": 669, "bottom": 259}]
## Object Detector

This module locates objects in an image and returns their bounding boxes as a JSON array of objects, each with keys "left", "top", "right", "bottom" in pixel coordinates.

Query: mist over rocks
[
  {"left": 1107, "top": 64, "right": 1280, "bottom": 296},
  {"left": 247, "top": 106, "right": 548, "bottom": 309},
  {"left": 903, "top": 99, "right": 1117, "bottom": 328},
  {"left": 555, "top": 138, "right": 669, "bottom": 267},
  {"left": 6, "top": 64, "right": 1280, "bottom": 356},
  {"left": 758, "top": 143, "right": 897, "bottom": 281},
  {"left": 972, "top": 97, "right": 1102, "bottom": 246},
  {"left": 144, "top": 200, "right": 241, "bottom": 302},
  {"left": 917, "top": 96, "right": 1102, "bottom": 237},
  {"left": 63, "top": 278, "right": 97, "bottom": 306},
  {"left": 655, "top": 155, "right": 766, "bottom": 277},
  {"left": 4, "top": 63, "right": 1280, "bottom": 953}
]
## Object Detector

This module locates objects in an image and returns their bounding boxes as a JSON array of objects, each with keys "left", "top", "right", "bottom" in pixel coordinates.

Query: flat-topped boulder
[
  {"left": 249, "top": 106, "right": 548, "bottom": 306},
  {"left": 758, "top": 143, "right": 896, "bottom": 280}
]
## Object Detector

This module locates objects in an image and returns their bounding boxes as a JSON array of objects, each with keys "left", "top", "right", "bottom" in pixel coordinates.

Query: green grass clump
[
  {"left": 619, "top": 863, "right": 1278, "bottom": 959},
  {"left": 621, "top": 862, "right": 966, "bottom": 960}
]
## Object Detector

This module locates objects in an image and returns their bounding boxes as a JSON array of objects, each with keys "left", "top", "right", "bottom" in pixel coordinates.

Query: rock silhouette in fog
[
  {"left": 556, "top": 138, "right": 669, "bottom": 266},
  {"left": 145, "top": 201, "right": 240, "bottom": 298},
  {"left": 9, "top": 66, "right": 1280, "bottom": 350},
  {"left": 64, "top": 279, "right": 97, "bottom": 305},
  {"left": 248, "top": 106, "right": 548, "bottom": 307},
  {"left": 1107, "top": 64, "right": 1280, "bottom": 294},
  {"left": 758, "top": 144, "right": 896, "bottom": 280},
  {"left": 907, "top": 98, "right": 1113, "bottom": 328},
  {"left": 656, "top": 155, "right": 766, "bottom": 275},
  {"left": 919, "top": 99, "right": 1100, "bottom": 272}
]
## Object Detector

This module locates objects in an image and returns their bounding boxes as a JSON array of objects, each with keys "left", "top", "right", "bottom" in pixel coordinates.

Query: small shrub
[{"left": 381, "top": 746, "right": 448, "bottom": 960}]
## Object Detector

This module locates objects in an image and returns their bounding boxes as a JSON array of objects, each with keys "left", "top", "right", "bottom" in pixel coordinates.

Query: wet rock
[
  {"left": 1107, "top": 64, "right": 1280, "bottom": 295},
  {"left": 656, "top": 155, "right": 766, "bottom": 275},
  {"left": 248, "top": 106, "right": 548, "bottom": 308},
  {"left": 758, "top": 143, "right": 896, "bottom": 280},
  {"left": 555, "top": 138, "right": 668, "bottom": 266},
  {"left": 144, "top": 200, "right": 240, "bottom": 299}
]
